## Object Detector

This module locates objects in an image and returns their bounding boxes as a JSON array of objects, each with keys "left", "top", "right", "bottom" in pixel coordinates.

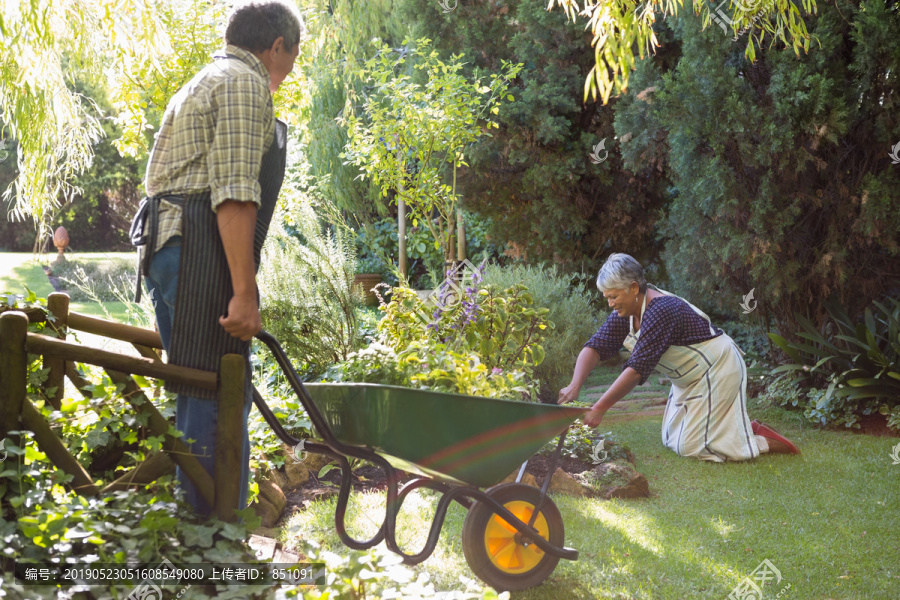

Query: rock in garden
[
  {"left": 500, "top": 470, "right": 539, "bottom": 487},
  {"left": 577, "top": 461, "right": 650, "bottom": 500},
  {"left": 283, "top": 461, "right": 311, "bottom": 490},
  {"left": 548, "top": 467, "right": 590, "bottom": 497},
  {"left": 262, "top": 468, "right": 289, "bottom": 491},
  {"left": 253, "top": 479, "right": 287, "bottom": 528},
  {"left": 301, "top": 452, "right": 334, "bottom": 475}
]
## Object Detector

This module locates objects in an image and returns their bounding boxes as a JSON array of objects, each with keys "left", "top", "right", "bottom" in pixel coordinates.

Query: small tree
[{"left": 342, "top": 38, "right": 522, "bottom": 268}]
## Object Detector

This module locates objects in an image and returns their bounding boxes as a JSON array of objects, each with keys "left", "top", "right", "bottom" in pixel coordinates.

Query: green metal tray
[{"left": 303, "top": 383, "right": 587, "bottom": 488}]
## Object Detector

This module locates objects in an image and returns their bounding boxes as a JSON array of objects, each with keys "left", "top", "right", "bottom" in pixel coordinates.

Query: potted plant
[{"left": 354, "top": 256, "right": 389, "bottom": 306}]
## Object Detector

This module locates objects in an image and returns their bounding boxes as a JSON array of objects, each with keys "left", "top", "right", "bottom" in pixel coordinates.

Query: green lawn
[
  {"left": 281, "top": 400, "right": 900, "bottom": 599},
  {"left": 0, "top": 251, "right": 135, "bottom": 322}
]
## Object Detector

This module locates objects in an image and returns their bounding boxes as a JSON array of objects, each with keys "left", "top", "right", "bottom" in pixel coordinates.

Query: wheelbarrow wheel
[{"left": 462, "top": 483, "right": 564, "bottom": 591}]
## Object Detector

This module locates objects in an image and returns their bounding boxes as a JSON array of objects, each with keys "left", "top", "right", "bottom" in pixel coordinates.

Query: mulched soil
[{"left": 846, "top": 413, "right": 900, "bottom": 437}]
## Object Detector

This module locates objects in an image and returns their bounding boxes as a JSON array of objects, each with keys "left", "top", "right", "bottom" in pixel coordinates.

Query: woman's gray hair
[
  {"left": 596, "top": 253, "right": 647, "bottom": 293},
  {"left": 226, "top": 1, "right": 306, "bottom": 52}
]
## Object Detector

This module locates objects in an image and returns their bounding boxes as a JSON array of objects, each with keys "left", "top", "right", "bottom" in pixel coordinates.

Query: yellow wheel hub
[{"left": 483, "top": 500, "right": 549, "bottom": 574}]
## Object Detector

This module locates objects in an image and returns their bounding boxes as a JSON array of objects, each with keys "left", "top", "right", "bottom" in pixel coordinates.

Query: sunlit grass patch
[{"left": 282, "top": 410, "right": 900, "bottom": 599}]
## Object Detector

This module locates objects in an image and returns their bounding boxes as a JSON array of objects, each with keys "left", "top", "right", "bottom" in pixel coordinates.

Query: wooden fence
[{"left": 0, "top": 292, "right": 245, "bottom": 521}]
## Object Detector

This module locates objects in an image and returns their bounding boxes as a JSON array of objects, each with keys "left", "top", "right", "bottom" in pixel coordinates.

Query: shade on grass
[{"left": 282, "top": 401, "right": 900, "bottom": 599}]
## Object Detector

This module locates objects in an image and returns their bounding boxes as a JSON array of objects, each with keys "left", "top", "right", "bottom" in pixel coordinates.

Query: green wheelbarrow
[{"left": 254, "top": 331, "right": 587, "bottom": 591}]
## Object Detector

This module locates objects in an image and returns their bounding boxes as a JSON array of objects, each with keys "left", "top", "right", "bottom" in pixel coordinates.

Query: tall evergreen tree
[
  {"left": 616, "top": 0, "right": 900, "bottom": 331},
  {"left": 399, "top": 0, "right": 672, "bottom": 272}
]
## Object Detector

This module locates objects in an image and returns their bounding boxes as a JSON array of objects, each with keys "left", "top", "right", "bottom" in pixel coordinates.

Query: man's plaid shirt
[{"left": 144, "top": 45, "right": 275, "bottom": 252}]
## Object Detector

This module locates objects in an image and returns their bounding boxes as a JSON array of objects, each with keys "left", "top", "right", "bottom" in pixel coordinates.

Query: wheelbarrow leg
[
  {"left": 528, "top": 428, "right": 569, "bottom": 529},
  {"left": 515, "top": 461, "right": 528, "bottom": 483}
]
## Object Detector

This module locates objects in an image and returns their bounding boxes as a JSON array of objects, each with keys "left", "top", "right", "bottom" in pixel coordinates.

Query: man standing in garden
[{"left": 134, "top": 1, "right": 303, "bottom": 517}]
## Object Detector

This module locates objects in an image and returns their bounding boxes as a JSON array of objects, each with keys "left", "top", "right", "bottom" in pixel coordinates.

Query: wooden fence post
[
  {"left": 0, "top": 311, "right": 28, "bottom": 441},
  {"left": 45, "top": 292, "right": 70, "bottom": 410},
  {"left": 215, "top": 354, "right": 245, "bottom": 522}
]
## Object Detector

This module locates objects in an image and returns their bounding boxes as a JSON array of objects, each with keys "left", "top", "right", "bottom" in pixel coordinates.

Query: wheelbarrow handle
[
  {"left": 254, "top": 330, "right": 342, "bottom": 450},
  {"left": 254, "top": 330, "right": 400, "bottom": 552}
]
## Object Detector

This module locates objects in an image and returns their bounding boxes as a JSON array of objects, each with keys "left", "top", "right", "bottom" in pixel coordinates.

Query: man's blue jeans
[{"left": 144, "top": 239, "right": 252, "bottom": 517}]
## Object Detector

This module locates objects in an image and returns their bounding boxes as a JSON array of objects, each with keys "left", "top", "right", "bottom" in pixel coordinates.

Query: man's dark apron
[{"left": 167, "top": 119, "right": 287, "bottom": 399}]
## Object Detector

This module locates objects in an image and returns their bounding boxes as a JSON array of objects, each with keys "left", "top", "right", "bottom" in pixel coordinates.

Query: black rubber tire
[{"left": 461, "top": 483, "right": 564, "bottom": 591}]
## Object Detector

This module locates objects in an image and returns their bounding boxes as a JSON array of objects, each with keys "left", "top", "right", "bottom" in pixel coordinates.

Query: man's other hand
[{"left": 219, "top": 294, "right": 262, "bottom": 341}]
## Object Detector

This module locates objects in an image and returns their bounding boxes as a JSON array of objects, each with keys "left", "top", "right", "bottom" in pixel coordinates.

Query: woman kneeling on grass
[{"left": 558, "top": 253, "right": 799, "bottom": 461}]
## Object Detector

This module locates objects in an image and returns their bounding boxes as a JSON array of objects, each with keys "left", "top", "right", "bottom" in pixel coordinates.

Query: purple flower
[{"left": 491, "top": 367, "right": 502, "bottom": 375}]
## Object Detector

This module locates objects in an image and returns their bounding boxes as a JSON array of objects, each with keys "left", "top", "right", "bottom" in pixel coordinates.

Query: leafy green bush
[
  {"left": 767, "top": 296, "right": 900, "bottom": 431},
  {"left": 399, "top": 340, "right": 535, "bottom": 400},
  {"left": 326, "top": 282, "right": 548, "bottom": 400},
  {"left": 376, "top": 282, "right": 552, "bottom": 401},
  {"left": 537, "top": 424, "right": 630, "bottom": 464},
  {"left": 323, "top": 341, "right": 408, "bottom": 386},
  {"left": 259, "top": 187, "right": 364, "bottom": 379},
  {"left": 717, "top": 318, "right": 770, "bottom": 357},
  {"left": 480, "top": 262, "right": 603, "bottom": 402},
  {"left": 762, "top": 374, "right": 867, "bottom": 430},
  {"left": 2, "top": 433, "right": 270, "bottom": 599}
]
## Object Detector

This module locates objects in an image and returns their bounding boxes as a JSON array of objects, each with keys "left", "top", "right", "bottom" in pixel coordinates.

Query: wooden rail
[{"left": 0, "top": 292, "right": 246, "bottom": 521}]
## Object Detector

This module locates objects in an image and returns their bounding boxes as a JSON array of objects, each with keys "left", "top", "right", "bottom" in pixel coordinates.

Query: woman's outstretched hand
[
  {"left": 558, "top": 384, "right": 581, "bottom": 405},
  {"left": 583, "top": 405, "right": 605, "bottom": 428}
]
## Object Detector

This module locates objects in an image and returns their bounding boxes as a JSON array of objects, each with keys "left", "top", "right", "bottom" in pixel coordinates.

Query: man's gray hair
[
  {"left": 596, "top": 253, "right": 647, "bottom": 293},
  {"left": 225, "top": 1, "right": 306, "bottom": 52}
]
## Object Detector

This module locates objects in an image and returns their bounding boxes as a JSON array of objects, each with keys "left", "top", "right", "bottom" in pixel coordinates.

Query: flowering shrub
[
  {"left": 364, "top": 275, "right": 553, "bottom": 401},
  {"left": 398, "top": 340, "right": 533, "bottom": 400}
]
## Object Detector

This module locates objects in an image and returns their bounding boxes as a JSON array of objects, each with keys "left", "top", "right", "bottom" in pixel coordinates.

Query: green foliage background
[
  {"left": 397, "top": 0, "right": 671, "bottom": 272},
  {"left": 614, "top": 0, "right": 900, "bottom": 331}
]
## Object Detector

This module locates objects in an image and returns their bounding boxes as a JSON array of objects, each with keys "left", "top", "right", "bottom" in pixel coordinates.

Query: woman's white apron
[{"left": 623, "top": 285, "right": 759, "bottom": 462}]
